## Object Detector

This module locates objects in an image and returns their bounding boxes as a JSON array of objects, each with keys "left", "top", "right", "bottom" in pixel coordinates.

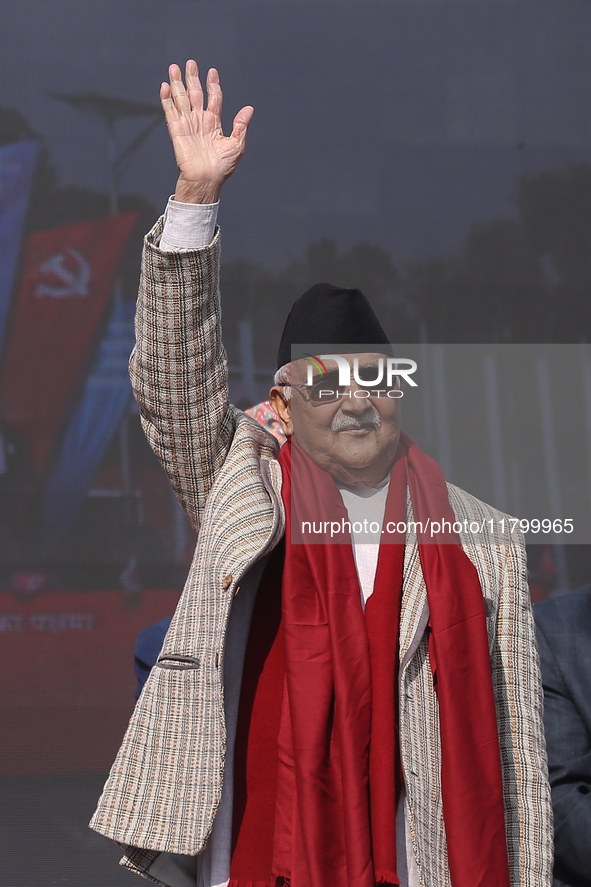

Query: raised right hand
[{"left": 161, "top": 60, "right": 254, "bottom": 204}]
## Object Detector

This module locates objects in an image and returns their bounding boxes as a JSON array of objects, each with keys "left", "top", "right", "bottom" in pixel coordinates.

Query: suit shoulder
[
  {"left": 232, "top": 407, "right": 281, "bottom": 460},
  {"left": 534, "top": 584, "right": 591, "bottom": 632},
  {"left": 446, "top": 482, "right": 516, "bottom": 525},
  {"left": 446, "top": 483, "right": 527, "bottom": 575}
]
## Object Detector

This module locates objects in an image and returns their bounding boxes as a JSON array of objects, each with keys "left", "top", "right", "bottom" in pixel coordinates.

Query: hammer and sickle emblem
[{"left": 34, "top": 249, "right": 91, "bottom": 298}]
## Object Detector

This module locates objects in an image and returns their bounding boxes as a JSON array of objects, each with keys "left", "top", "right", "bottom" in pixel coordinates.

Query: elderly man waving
[{"left": 91, "top": 61, "right": 552, "bottom": 887}]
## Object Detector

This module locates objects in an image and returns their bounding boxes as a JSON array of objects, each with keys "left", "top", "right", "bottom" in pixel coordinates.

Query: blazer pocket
[{"left": 155, "top": 654, "right": 200, "bottom": 670}]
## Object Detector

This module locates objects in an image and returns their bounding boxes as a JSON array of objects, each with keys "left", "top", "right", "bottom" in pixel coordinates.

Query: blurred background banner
[
  {"left": 0, "top": 212, "right": 137, "bottom": 474},
  {"left": 39, "top": 299, "right": 136, "bottom": 549},
  {"left": 0, "top": 139, "right": 37, "bottom": 350},
  {"left": 0, "top": 588, "right": 182, "bottom": 776}
]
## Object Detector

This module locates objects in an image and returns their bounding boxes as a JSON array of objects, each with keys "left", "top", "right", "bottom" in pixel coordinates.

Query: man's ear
[{"left": 269, "top": 387, "right": 293, "bottom": 437}]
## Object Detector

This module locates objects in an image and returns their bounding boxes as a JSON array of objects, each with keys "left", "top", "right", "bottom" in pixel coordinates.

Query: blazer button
[{"left": 222, "top": 574, "right": 233, "bottom": 590}]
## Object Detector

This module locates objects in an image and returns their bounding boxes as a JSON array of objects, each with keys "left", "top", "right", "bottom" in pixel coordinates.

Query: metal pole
[
  {"left": 107, "top": 118, "right": 136, "bottom": 585},
  {"left": 106, "top": 121, "right": 118, "bottom": 217}
]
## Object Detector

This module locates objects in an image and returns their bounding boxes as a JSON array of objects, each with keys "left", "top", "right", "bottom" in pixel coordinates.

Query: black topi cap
[{"left": 276, "top": 282, "right": 391, "bottom": 369}]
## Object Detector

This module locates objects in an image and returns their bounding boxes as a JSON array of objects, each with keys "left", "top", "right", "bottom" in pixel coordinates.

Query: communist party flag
[{"left": 0, "top": 213, "right": 137, "bottom": 474}]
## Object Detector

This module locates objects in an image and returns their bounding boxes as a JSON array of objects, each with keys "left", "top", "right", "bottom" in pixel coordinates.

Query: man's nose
[{"left": 341, "top": 390, "right": 374, "bottom": 413}]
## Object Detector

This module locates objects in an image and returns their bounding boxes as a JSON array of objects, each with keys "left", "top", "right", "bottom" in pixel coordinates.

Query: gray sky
[{"left": 1, "top": 0, "right": 590, "bottom": 264}]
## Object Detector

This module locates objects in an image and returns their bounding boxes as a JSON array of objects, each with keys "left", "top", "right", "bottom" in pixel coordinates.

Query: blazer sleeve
[
  {"left": 535, "top": 611, "right": 591, "bottom": 886},
  {"left": 129, "top": 218, "right": 234, "bottom": 532},
  {"left": 492, "top": 536, "right": 554, "bottom": 886}
]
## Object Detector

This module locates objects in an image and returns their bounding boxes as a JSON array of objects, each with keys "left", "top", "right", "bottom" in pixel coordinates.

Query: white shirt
[{"left": 159, "top": 196, "right": 219, "bottom": 252}]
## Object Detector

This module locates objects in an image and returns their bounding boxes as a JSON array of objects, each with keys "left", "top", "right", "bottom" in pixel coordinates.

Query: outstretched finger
[
  {"left": 205, "top": 68, "right": 223, "bottom": 123},
  {"left": 160, "top": 82, "right": 179, "bottom": 122},
  {"left": 169, "top": 63, "right": 191, "bottom": 114},
  {"left": 185, "top": 59, "right": 204, "bottom": 114},
  {"left": 230, "top": 105, "right": 255, "bottom": 147}
]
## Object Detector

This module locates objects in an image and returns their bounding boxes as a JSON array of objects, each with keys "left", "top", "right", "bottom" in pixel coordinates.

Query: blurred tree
[
  {"left": 221, "top": 164, "right": 591, "bottom": 354},
  {"left": 518, "top": 164, "right": 591, "bottom": 341},
  {"left": 519, "top": 165, "right": 591, "bottom": 288},
  {"left": 0, "top": 104, "right": 37, "bottom": 144},
  {"left": 406, "top": 163, "right": 591, "bottom": 343},
  {"left": 0, "top": 103, "right": 59, "bottom": 232},
  {"left": 403, "top": 217, "right": 547, "bottom": 343}
]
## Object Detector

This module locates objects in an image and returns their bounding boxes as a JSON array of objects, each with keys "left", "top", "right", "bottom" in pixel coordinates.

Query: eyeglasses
[{"left": 276, "top": 368, "right": 402, "bottom": 405}]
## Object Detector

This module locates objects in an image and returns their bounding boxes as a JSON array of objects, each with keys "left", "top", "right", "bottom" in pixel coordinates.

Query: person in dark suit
[
  {"left": 134, "top": 617, "right": 172, "bottom": 701},
  {"left": 535, "top": 585, "right": 591, "bottom": 887}
]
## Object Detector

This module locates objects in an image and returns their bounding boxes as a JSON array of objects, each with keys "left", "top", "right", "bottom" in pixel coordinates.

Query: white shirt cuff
[{"left": 159, "top": 196, "right": 219, "bottom": 251}]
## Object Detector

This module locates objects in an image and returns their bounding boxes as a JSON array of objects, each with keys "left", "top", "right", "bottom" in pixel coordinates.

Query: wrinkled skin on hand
[{"left": 160, "top": 59, "right": 254, "bottom": 204}]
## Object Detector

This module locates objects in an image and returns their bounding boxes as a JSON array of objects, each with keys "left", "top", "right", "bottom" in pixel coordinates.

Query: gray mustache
[{"left": 331, "top": 407, "right": 382, "bottom": 432}]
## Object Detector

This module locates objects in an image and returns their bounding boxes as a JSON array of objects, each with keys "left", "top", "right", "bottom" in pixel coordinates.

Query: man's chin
[
  {"left": 324, "top": 450, "right": 384, "bottom": 481},
  {"left": 332, "top": 437, "right": 382, "bottom": 464}
]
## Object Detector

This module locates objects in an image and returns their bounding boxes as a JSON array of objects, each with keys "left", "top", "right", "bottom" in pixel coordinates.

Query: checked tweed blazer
[{"left": 90, "top": 219, "right": 553, "bottom": 887}]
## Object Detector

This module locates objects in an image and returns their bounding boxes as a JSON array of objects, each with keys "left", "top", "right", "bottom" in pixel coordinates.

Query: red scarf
[{"left": 230, "top": 434, "right": 510, "bottom": 887}]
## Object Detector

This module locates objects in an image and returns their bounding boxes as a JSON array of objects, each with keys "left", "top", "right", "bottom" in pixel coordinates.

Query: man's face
[{"left": 272, "top": 353, "right": 402, "bottom": 486}]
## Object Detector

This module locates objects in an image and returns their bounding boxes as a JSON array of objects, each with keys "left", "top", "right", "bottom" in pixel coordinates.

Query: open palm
[{"left": 161, "top": 60, "right": 254, "bottom": 203}]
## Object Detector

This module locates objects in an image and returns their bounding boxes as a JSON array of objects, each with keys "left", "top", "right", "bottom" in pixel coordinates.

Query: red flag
[{"left": 0, "top": 214, "right": 137, "bottom": 473}]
